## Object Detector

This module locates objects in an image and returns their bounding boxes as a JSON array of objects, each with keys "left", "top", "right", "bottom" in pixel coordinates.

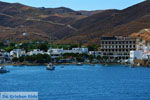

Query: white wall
[{"left": 130, "top": 50, "right": 143, "bottom": 60}]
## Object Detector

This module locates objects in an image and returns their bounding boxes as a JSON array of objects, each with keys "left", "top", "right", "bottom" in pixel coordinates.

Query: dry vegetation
[
  {"left": 131, "top": 29, "right": 150, "bottom": 40},
  {"left": 0, "top": 1, "right": 149, "bottom": 44}
]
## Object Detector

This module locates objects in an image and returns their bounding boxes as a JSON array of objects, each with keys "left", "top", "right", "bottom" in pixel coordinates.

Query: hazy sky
[{"left": 0, "top": 0, "right": 144, "bottom": 10}]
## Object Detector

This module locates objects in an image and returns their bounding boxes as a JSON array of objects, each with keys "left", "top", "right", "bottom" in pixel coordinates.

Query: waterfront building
[
  {"left": 63, "top": 48, "right": 88, "bottom": 54},
  {"left": 47, "top": 48, "right": 88, "bottom": 58},
  {"left": 28, "top": 49, "right": 45, "bottom": 55},
  {"left": 10, "top": 49, "right": 26, "bottom": 58},
  {"left": 47, "top": 48, "right": 63, "bottom": 58},
  {"left": 143, "top": 51, "right": 150, "bottom": 59},
  {"left": 130, "top": 46, "right": 150, "bottom": 64},
  {"left": 129, "top": 34, "right": 150, "bottom": 64},
  {"left": 130, "top": 50, "right": 143, "bottom": 64},
  {"left": 89, "top": 51, "right": 102, "bottom": 57},
  {"left": 100, "top": 36, "right": 136, "bottom": 61},
  {"left": 72, "top": 48, "right": 89, "bottom": 54},
  {"left": 63, "top": 49, "right": 81, "bottom": 54}
]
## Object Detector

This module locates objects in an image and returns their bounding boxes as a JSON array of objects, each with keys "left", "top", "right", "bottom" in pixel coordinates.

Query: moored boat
[
  {"left": 46, "top": 63, "right": 55, "bottom": 70},
  {"left": 76, "top": 62, "right": 83, "bottom": 66},
  {"left": 0, "top": 66, "right": 9, "bottom": 73}
]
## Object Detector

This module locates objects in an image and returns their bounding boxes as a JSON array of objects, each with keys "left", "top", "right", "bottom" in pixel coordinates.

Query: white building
[
  {"left": 130, "top": 46, "right": 150, "bottom": 64},
  {"left": 47, "top": 48, "right": 89, "bottom": 58},
  {"left": 72, "top": 48, "right": 88, "bottom": 53},
  {"left": 63, "top": 48, "right": 88, "bottom": 54},
  {"left": 144, "top": 46, "right": 150, "bottom": 52},
  {"left": 130, "top": 50, "right": 143, "bottom": 60},
  {"left": 28, "top": 49, "right": 45, "bottom": 55},
  {"left": 130, "top": 50, "right": 143, "bottom": 64},
  {"left": 63, "top": 50, "right": 80, "bottom": 54},
  {"left": 142, "top": 51, "right": 150, "bottom": 60},
  {"left": 10, "top": 49, "right": 26, "bottom": 58},
  {"left": 47, "top": 48, "right": 63, "bottom": 55},
  {"left": 47, "top": 48, "right": 63, "bottom": 58},
  {"left": 89, "top": 51, "right": 102, "bottom": 57}
]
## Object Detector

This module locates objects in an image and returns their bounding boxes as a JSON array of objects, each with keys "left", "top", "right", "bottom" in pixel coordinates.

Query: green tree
[
  {"left": 24, "top": 55, "right": 36, "bottom": 62},
  {"left": 19, "top": 56, "right": 25, "bottom": 62},
  {"left": 0, "top": 42, "right": 4, "bottom": 48},
  {"left": 37, "top": 44, "right": 48, "bottom": 52},
  {"left": 76, "top": 56, "right": 84, "bottom": 62},
  {"left": 23, "top": 54, "right": 51, "bottom": 63},
  {"left": 89, "top": 55, "right": 94, "bottom": 63},
  {"left": 12, "top": 57, "right": 19, "bottom": 62},
  {"left": 87, "top": 45, "right": 98, "bottom": 51},
  {"left": 4, "top": 46, "right": 14, "bottom": 52}
]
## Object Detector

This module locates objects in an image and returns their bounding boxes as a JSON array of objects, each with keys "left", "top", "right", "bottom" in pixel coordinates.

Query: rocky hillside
[
  {"left": 57, "top": 0, "right": 150, "bottom": 44},
  {"left": 78, "top": 10, "right": 105, "bottom": 16},
  {"left": 131, "top": 29, "right": 150, "bottom": 40},
  {"left": 0, "top": 1, "right": 86, "bottom": 42},
  {"left": 0, "top": 1, "right": 149, "bottom": 44}
]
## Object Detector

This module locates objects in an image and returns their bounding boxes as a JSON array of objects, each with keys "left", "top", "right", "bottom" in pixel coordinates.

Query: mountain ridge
[
  {"left": 0, "top": 1, "right": 149, "bottom": 44},
  {"left": 57, "top": 0, "right": 150, "bottom": 44}
]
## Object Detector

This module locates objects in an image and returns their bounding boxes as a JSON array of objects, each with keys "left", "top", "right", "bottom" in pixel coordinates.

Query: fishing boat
[
  {"left": 0, "top": 66, "right": 9, "bottom": 73},
  {"left": 46, "top": 63, "right": 55, "bottom": 70},
  {"left": 76, "top": 62, "right": 83, "bottom": 66}
]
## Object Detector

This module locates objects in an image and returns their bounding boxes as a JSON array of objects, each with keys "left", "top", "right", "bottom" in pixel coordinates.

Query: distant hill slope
[
  {"left": 0, "top": 1, "right": 149, "bottom": 44},
  {"left": 78, "top": 10, "right": 105, "bottom": 16},
  {"left": 57, "top": 0, "right": 150, "bottom": 44},
  {"left": 0, "top": 1, "right": 86, "bottom": 42},
  {"left": 131, "top": 28, "right": 150, "bottom": 41}
]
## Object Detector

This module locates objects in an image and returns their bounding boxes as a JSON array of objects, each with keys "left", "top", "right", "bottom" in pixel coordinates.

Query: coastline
[
  {"left": 1, "top": 62, "right": 149, "bottom": 67},
  {"left": 0, "top": 62, "right": 112, "bottom": 66}
]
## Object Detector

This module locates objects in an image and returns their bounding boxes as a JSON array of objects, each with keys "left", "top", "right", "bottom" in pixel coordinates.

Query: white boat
[
  {"left": 46, "top": 63, "right": 55, "bottom": 70},
  {"left": 137, "top": 63, "right": 140, "bottom": 66},
  {"left": 0, "top": 66, "right": 9, "bottom": 73},
  {"left": 76, "top": 62, "right": 83, "bottom": 66}
]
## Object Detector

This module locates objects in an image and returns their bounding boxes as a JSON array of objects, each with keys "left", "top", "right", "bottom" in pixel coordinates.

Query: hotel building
[{"left": 100, "top": 36, "right": 136, "bottom": 61}]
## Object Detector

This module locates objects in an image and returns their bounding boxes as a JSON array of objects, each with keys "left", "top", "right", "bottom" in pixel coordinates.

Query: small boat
[
  {"left": 46, "top": 63, "right": 55, "bottom": 70},
  {"left": 76, "top": 62, "right": 83, "bottom": 66},
  {"left": 0, "top": 66, "right": 9, "bottom": 73},
  {"left": 137, "top": 63, "right": 140, "bottom": 66}
]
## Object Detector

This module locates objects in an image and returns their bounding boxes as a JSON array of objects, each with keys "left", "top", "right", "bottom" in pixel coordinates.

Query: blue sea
[{"left": 0, "top": 64, "right": 150, "bottom": 100}]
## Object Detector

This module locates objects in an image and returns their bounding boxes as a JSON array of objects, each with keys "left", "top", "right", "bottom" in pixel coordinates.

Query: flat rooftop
[{"left": 100, "top": 36, "right": 135, "bottom": 40}]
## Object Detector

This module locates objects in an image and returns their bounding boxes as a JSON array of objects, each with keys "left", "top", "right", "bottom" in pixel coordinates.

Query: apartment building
[{"left": 100, "top": 36, "right": 136, "bottom": 61}]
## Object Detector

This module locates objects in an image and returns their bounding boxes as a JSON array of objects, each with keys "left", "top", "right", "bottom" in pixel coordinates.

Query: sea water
[{"left": 0, "top": 64, "right": 150, "bottom": 100}]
